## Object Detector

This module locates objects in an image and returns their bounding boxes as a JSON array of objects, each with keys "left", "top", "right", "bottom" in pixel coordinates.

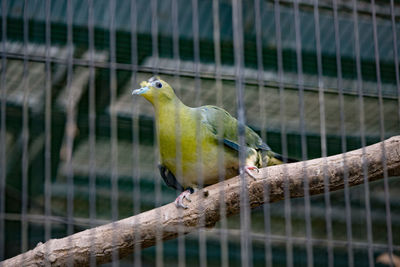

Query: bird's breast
[{"left": 157, "top": 115, "right": 239, "bottom": 188}]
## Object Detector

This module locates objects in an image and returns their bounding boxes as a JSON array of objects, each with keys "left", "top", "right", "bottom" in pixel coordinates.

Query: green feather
[{"left": 199, "top": 105, "right": 271, "bottom": 152}]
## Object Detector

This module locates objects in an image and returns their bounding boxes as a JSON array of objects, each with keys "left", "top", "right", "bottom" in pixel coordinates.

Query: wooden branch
[{"left": 2, "top": 136, "right": 400, "bottom": 266}]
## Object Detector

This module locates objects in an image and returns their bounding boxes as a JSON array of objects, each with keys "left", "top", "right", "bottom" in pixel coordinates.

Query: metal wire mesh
[{"left": 0, "top": 0, "right": 399, "bottom": 266}]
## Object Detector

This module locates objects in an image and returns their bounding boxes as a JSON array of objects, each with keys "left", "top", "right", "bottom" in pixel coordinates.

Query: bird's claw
[
  {"left": 174, "top": 189, "right": 192, "bottom": 209},
  {"left": 245, "top": 166, "right": 259, "bottom": 179}
]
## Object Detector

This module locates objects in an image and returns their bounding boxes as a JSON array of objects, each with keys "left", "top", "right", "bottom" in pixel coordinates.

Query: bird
[{"left": 132, "top": 76, "right": 297, "bottom": 208}]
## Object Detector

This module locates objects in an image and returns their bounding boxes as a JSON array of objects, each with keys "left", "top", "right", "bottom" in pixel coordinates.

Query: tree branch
[{"left": 2, "top": 136, "right": 400, "bottom": 266}]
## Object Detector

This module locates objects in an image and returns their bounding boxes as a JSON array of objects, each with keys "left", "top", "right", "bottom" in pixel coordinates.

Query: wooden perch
[{"left": 2, "top": 136, "right": 400, "bottom": 266}]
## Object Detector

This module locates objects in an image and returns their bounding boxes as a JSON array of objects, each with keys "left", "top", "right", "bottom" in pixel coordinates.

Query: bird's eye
[{"left": 155, "top": 81, "right": 162, "bottom": 88}]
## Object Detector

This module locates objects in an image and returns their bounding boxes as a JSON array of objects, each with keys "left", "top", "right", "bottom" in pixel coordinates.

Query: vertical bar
[
  {"left": 322, "top": 1, "right": 355, "bottom": 265},
  {"left": 44, "top": 0, "right": 53, "bottom": 263},
  {"left": 313, "top": 0, "right": 325, "bottom": 161},
  {"left": 292, "top": 1, "right": 314, "bottom": 266},
  {"left": 314, "top": 0, "right": 351, "bottom": 266},
  {"left": 130, "top": 0, "right": 142, "bottom": 266},
  {"left": 253, "top": 1, "right": 272, "bottom": 266},
  {"left": 332, "top": 1, "right": 352, "bottom": 266},
  {"left": 351, "top": 1, "right": 374, "bottom": 266},
  {"left": 391, "top": 0, "right": 400, "bottom": 128},
  {"left": 232, "top": 0, "right": 252, "bottom": 266},
  {"left": 0, "top": 0, "right": 7, "bottom": 262},
  {"left": 171, "top": 1, "right": 185, "bottom": 266},
  {"left": 254, "top": 0, "right": 266, "bottom": 145},
  {"left": 191, "top": 1, "right": 207, "bottom": 266},
  {"left": 21, "top": 0, "right": 30, "bottom": 255},
  {"left": 88, "top": 0, "right": 97, "bottom": 266},
  {"left": 150, "top": 0, "right": 163, "bottom": 266},
  {"left": 274, "top": 1, "right": 293, "bottom": 266},
  {"left": 109, "top": 0, "right": 119, "bottom": 265},
  {"left": 370, "top": 0, "right": 394, "bottom": 264},
  {"left": 212, "top": 1, "right": 229, "bottom": 266},
  {"left": 331, "top": 0, "right": 355, "bottom": 265},
  {"left": 192, "top": 0, "right": 201, "bottom": 106},
  {"left": 389, "top": 0, "right": 400, "bottom": 259},
  {"left": 390, "top": 11, "right": 400, "bottom": 265},
  {"left": 66, "top": 0, "right": 74, "bottom": 236},
  {"left": 151, "top": 0, "right": 159, "bottom": 75},
  {"left": 172, "top": 0, "right": 180, "bottom": 80},
  {"left": 65, "top": 0, "right": 75, "bottom": 265}
]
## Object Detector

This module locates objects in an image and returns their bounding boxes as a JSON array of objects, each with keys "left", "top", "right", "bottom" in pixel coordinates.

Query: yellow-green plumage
[
  {"left": 156, "top": 102, "right": 239, "bottom": 188},
  {"left": 132, "top": 77, "right": 294, "bottom": 192}
]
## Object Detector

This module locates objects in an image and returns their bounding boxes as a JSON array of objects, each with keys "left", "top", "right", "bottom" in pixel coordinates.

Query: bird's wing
[
  {"left": 158, "top": 164, "right": 185, "bottom": 192},
  {"left": 199, "top": 105, "right": 271, "bottom": 152}
]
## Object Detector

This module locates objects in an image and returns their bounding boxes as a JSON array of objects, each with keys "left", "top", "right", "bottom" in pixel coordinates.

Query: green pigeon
[{"left": 132, "top": 77, "right": 297, "bottom": 208}]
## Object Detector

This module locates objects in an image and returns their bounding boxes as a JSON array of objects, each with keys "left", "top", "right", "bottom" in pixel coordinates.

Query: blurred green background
[{"left": 0, "top": 0, "right": 399, "bottom": 266}]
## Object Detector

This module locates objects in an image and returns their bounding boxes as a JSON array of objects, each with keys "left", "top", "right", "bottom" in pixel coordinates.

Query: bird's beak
[{"left": 132, "top": 86, "right": 149, "bottom": 95}]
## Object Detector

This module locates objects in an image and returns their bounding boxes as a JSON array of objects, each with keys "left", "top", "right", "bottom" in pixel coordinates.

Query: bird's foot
[
  {"left": 174, "top": 189, "right": 193, "bottom": 209},
  {"left": 244, "top": 165, "right": 259, "bottom": 179}
]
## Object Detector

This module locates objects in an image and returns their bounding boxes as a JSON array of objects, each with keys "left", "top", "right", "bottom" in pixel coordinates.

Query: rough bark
[{"left": 2, "top": 136, "right": 400, "bottom": 266}]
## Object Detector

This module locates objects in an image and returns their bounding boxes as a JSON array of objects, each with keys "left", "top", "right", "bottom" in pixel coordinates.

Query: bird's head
[{"left": 132, "top": 76, "right": 176, "bottom": 105}]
